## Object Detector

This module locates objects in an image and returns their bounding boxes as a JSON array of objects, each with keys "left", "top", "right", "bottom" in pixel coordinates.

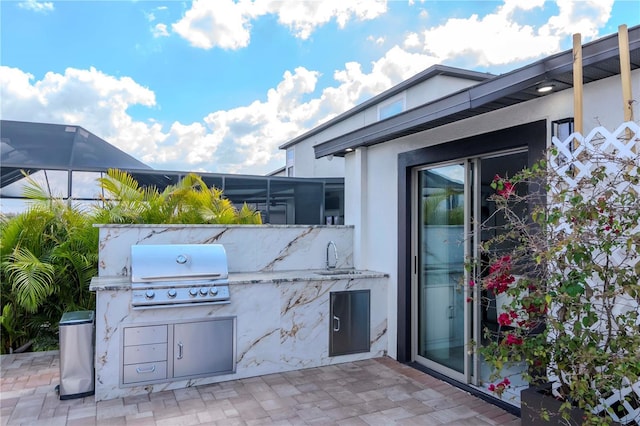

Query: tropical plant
[
  {"left": 469, "top": 137, "right": 640, "bottom": 425},
  {"left": 1, "top": 169, "right": 263, "bottom": 353},
  {"left": 0, "top": 175, "right": 98, "bottom": 353},
  {"left": 94, "top": 169, "right": 262, "bottom": 225}
]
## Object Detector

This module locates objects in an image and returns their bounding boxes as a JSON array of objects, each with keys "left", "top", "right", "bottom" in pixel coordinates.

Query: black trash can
[{"left": 58, "top": 310, "right": 95, "bottom": 400}]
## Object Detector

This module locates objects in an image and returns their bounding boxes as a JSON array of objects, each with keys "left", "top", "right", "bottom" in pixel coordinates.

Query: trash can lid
[{"left": 60, "top": 310, "right": 95, "bottom": 325}]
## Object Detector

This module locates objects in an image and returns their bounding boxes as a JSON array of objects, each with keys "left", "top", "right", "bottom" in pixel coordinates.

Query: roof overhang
[
  {"left": 314, "top": 25, "right": 640, "bottom": 159},
  {"left": 279, "top": 65, "right": 493, "bottom": 150}
]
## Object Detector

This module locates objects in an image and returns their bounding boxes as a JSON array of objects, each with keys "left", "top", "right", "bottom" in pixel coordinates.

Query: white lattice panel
[
  {"left": 549, "top": 122, "right": 640, "bottom": 425},
  {"left": 550, "top": 121, "right": 640, "bottom": 189}
]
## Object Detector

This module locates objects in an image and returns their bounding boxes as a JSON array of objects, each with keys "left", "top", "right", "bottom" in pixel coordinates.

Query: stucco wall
[{"left": 345, "top": 69, "right": 640, "bottom": 359}]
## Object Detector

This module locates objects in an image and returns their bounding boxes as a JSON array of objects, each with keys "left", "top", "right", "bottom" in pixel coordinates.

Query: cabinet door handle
[
  {"left": 333, "top": 315, "right": 341, "bottom": 332},
  {"left": 136, "top": 365, "right": 156, "bottom": 374},
  {"left": 177, "top": 342, "right": 184, "bottom": 360}
]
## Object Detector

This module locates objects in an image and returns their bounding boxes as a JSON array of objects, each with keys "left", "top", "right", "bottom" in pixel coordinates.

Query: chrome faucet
[{"left": 326, "top": 241, "right": 338, "bottom": 269}]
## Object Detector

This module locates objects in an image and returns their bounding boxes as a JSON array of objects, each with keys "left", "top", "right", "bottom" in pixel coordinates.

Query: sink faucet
[{"left": 326, "top": 241, "right": 338, "bottom": 269}]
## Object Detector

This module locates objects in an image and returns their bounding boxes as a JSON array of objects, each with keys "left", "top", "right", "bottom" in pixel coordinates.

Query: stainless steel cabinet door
[
  {"left": 173, "top": 318, "right": 234, "bottom": 378},
  {"left": 330, "top": 290, "right": 370, "bottom": 356}
]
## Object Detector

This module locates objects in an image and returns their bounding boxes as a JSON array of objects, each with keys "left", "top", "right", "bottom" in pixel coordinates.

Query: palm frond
[
  {"left": 4, "top": 247, "right": 55, "bottom": 312},
  {"left": 98, "top": 169, "right": 143, "bottom": 202}
]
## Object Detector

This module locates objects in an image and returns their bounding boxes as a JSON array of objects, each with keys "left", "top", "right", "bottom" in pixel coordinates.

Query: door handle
[
  {"left": 136, "top": 365, "right": 156, "bottom": 374},
  {"left": 177, "top": 342, "right": 184, "bottom": 359},
  {"left": 448, "top": 306, "right": 454, "bottom": 319},
  {"left": 333, "top": 315, "right": 341, "bottom": 332}
]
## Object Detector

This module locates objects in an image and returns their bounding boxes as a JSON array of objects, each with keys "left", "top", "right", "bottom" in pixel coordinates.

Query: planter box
[{"left": 521, "top": 385, "right": 622, "bottom": 426}]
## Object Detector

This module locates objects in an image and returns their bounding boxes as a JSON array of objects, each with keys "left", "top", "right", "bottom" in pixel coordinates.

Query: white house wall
[
  {"left": 404, "top": 75, "right": 486, "bottom": 111},
  {"left": 291, "top": 143, "right": 346, "bottom": 177},
  {"left": 345, "top": 69, "right": 640, "bottom": 359}
]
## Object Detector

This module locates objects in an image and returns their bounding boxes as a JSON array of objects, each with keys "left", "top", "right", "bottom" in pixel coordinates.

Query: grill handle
[
  {"left": 139, "top": 273, "right": 222, "bottom": 282},
  {"left": 177, "top": 342, "right": 184, "bottom": 360}
]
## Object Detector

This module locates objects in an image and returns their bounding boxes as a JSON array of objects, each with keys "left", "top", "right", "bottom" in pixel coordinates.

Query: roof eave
[{"left": 278, "top": 64, "right": 494, "bottom": 150}]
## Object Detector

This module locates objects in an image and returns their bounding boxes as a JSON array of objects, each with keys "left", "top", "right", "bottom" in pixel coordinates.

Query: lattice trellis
[
  {"left": 550, "top": 121, "right": 640, "bottom": 188},
  {"left": 549, "top": 121, "right": 640, "bottom": 425}
]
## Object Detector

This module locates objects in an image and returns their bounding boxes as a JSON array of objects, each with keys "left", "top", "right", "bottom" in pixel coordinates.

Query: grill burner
[{"left": 130, "top": 244, "right": 230, "bottom": 309}]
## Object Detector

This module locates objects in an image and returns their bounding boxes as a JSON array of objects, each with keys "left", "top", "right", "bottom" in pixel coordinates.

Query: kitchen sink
[{"left": 315, "top": 269, "right": 363, "bottom": 276}]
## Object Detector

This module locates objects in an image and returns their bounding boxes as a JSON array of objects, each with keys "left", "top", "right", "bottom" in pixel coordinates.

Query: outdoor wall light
[
  {"left": 345, "top": 148, "right": 354, "bottom": 152},
  {"left": 536, "top": 83, "right": 555, "bottom": 93}
]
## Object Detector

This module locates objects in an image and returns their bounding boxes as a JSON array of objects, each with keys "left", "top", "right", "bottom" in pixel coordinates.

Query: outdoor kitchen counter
[
  {"left": 90, "top": 269, "right": 388, "bottom": 402},
  {"left": 90, "top": 269, "right": 387, "bottom": 290}
]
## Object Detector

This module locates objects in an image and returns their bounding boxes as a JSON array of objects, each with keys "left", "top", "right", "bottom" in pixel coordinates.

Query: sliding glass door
[{"left": 414, "top": 150, "right": 528, "bottom": 385}]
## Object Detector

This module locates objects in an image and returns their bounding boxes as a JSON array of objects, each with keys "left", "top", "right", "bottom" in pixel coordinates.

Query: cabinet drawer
[
  {"left": 123, "top": 361, "right": 167, "bottom": 384},
  {"left": 123, "top": 343, "right": 167, "bottom": 365},
  {"left": 124, "top": 325, "right": 167, "bottom": 346}
]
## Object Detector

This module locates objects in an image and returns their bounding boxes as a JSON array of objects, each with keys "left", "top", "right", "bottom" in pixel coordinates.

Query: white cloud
[
  {"left": 153, "top": 23, "right": 170, "bottom": 38},
  {"left": 170, "top": 0, "right": 388, "bottom": 50},
  {"left": 405, "top": 0, "right": 614, "bottom": 67},
  {"left": 368, "top": 35, "right": 385, "bottom": 45},
  {"left": 264, "top": 0, "right": 388, "bottom": 40},
  {"left": 171, "top": 0, "right": 256, "bottom": 50},
  {"left": 18, "top": 0, "right": 53, "bottom": 13}
]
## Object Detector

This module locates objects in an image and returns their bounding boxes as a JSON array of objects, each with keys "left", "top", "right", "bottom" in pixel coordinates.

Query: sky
[{"left": 1, "top": 1, "right": 639, "bottom": 176}]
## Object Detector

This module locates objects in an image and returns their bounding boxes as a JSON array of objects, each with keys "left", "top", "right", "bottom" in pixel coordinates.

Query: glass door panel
[
  {"left": 477, "top": 152, "right": 529, "bottom": 396},
  {"left": 414, "top": 150, "right": 529, "bottom": 389},
  {"left": 417, "top": 164, "right": 466, "bottom": 375}
]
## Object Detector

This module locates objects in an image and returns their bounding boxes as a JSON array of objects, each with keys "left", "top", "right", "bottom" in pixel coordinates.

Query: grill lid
[{"left": 131, "top": 244, "right": 228, "bottom": 283}]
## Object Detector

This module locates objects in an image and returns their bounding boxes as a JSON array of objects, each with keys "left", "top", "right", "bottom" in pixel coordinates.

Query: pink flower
[
  {"left": 486, "top": 256, "right": 515, "bottom": 294},
  {"left": 497, "top": 313, "right": 512, "bottom": 326},
  {"left": 503, "top": 334, "right": 523, "bottom": 346},
  {"left": 487, "top": 378, "right": 511, "bottom": 396},
  {"left": 469, "top": 280, "right": 475, "bottom": 288},
  {"left": 497, "top": 181, "right": 515, "bottom": 198},
  {"left": 492, "top": 174, "right": 516, "bottom": 198}
]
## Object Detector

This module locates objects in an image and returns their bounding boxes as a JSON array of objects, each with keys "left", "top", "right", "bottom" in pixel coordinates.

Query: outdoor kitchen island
[{"left": 90, "top": 225, "right": 388, "bottom": 401}]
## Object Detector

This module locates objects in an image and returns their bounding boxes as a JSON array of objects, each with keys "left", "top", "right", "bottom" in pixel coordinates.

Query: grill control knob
[
  {"left": 189, "top": 288, "right": 198, "bottom": 297},
  {"left": 209, "top": 287, "right": 218, "bottom": 296},
  {"left": 176, "top": 254, "right": 188, "bottom": 264},
  {"left": 145, "top": 290, "right": 155, "bottom": 299},
  {"left": 199, "top": 287, "right": 209, "bottom": 296},
  {"left": 167, "top": 288, "right": 177, "bottom": 298}
]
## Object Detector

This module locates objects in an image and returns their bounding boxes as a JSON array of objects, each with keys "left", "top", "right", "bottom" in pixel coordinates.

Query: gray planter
[{"left": 521, "top": 384, "right": 622, "bottom": 426}]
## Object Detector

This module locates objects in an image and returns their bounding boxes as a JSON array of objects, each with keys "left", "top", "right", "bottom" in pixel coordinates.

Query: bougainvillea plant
[{"left": 469, "top": 142, "right": 640, "bottom": 425}]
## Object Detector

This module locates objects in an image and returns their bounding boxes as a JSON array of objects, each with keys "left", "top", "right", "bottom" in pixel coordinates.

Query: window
[{"left": 378, "top": 93, "right": 406, "bottom": 121}]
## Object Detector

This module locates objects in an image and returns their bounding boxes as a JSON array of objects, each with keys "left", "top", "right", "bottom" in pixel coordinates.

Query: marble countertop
[{"left": 90, "top": 269, "right": 388, "bottom": 291}]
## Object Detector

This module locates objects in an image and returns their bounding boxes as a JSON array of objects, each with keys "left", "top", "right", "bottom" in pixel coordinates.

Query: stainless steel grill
[{"left": 130, "top": 244, "right": 230, "bottom": 309}]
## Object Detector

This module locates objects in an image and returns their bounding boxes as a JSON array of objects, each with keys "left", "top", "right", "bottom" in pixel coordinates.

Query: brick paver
[{"left": 1, "top": 351, "right": 520, "bottom": 425}]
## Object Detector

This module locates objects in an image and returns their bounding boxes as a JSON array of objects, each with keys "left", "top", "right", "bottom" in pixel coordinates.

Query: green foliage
[
  {"left": 1, "top": 169, "right": 262, "bottom": 353},
  {"left": 472, "top": 145, "right": 640, "bottom": 425},
  {"left": 0, "top": 175, "right": 98, "bottom": 353},
  {"left": 423, "top": 188, "right": 465, "bottom": 225},
  {"left": 94, "top": 169, "right": 263, "bottom": 225}
]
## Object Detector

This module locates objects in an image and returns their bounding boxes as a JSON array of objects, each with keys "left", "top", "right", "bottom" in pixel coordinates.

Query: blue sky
[{"left": 1, "top": 0, "right": 639, "bottom": 175}]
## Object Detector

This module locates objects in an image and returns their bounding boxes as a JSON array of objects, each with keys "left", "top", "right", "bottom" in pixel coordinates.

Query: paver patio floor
[{"left": 1, "top": 351, "right": 520, "bottom": 425}]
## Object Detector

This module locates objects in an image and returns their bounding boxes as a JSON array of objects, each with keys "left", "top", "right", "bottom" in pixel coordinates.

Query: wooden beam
[
  {"left": 573, "top": 33, "right": 583, "bottom": 135},
  {"left": 618, "top": 24, "right": 634, "bottom": 122}
]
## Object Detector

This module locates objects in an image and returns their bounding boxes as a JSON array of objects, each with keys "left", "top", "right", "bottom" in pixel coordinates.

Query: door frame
[{"left": 397, "top": 120, "right": 547, "bottom": 364}]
